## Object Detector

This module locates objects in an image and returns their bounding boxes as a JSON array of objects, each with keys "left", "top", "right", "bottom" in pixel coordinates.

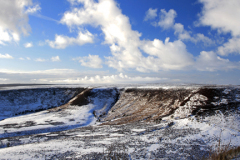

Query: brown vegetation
[
  {"left": 102, "top": 88, "right": 192, "bottom": 125},
  {"left": 48, "top": 88, "right": 89, "bottom": 112},
  {"left": 103, "top": 87, "right": 240, "bottom": 125}
]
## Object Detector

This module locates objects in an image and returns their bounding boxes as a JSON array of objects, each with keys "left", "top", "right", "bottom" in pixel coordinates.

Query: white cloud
[
  {"left": 35, "top": 58, "right": 47, "bottom": 62},
  {"left": 140, "top": 38, "right": 194, "bottom": 71},
  {"left": 173, "top": 23, "right": 191, "bottom": 39},
  {"left": 0, "top": 53, "right": 13, "bottom": 59},
  {"left": 0, "top": 78, "right": 8, "bottom": 81},
  {"left": 24, "top": 42, "right": 33, "bottom": 48},
  {"left": 144, "top": 8, "right": 158, "bottom": 21},
  {"left": 144, "top": 9, "right": 214, "bottom": 46},
  {"left": 195, "top": 51, "right": 240, "bottom": 71},
  {"left": 74, "top": 54, "right": 102, "bottom": 68},
  {"left": 25, "top": 4, "right": 41, "bottom": 14},
  {"left": 194, "top": 33, "right": 215, "bottom": 46},
  {"left": 59, "top": 0, "right": 236, "bottom": 73},
  {"left": 46, "top": 30, "right": 94, "bottom": 49},
  {"left": 0, "top": 0, "right": 35, "bottom": 44},
  {"left": 19, "top": 57, "right": 31, "bottom": 60},
  {"left": 0, "top": 68, "right": 164, "bottom": 84},
  {"left": 49, "top": 73, "right": 165, "bottom": 84},
  {"left": 156, "top": 9, "right": 177, "bottom": 29},
  {"left": 0, "top": 68, "right": 77, "bottom": 75},
  {"left": 51, "top": 56, "right": 61, "bottom": 62},
  {"left": 198, "top": 0, "right": 240, "bottom": 55},
  {"left": 0, "top": 27, "right": 12, "bottom": 45},
  {"left": 198, "top": 0, "right": 240, "bottom": 37},
  {"left": 173, "top": 23, "right": 214, "bottom": 46},
  {"left": 217, "top": 37, "right": 240, "bottom": 56},
  {"left": 61, "top": 0, "right": 194, "bottom": 72}
]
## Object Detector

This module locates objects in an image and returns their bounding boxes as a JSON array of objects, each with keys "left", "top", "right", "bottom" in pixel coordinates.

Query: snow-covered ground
[
  {"left": 0, "top": 87, "right": 83, "bottom": 120},
  {"left": 0, "top": 112, "right": 239, "bottom": 159},
  {"left": 0, "top": 88, "right": 118, "bottom": 138},
  {"left": 0, "top": 85, "right": 239, "bottom": 159}
]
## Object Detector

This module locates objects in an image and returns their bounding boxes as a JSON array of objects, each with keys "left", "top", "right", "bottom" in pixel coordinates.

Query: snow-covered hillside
[
  {"left": 0, "top": 88, "right": 118, "bottom": 138},
  {"left": 0, "top": 85, "right": 239, "bottom": 159},
  {"left": 0, "top": 88, "right": 84, "bottom": 120}
]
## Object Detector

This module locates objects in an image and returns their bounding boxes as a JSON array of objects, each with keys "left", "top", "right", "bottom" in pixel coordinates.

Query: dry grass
[
  {"left": 207, "top": 146, "right": 240, "bottom": 160},
  {"left": 102, "top": 88, "right": 192, "bottom": 125},
  {"left": 202, "top": 131, "right": 240, "bottom": 160}
]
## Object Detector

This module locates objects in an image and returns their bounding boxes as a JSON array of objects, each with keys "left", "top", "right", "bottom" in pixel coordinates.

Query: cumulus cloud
[
  {"left": 24, "top": 42, "right": 33, "bottom": 48},
  {"left": 51, "top": 56, "right": 61, "bottom": 62},
  {"left": 73, "top": 54, "right": 102, "bottom": 68},
  {"left": 218, "top": 37, "right": 240, "bottom": 56},
  {"left": 195, "top": 51, "right": 240, "bottom": 71},
  {"left": 173, "top": 23, "right": 214, "bottom": 45},
  {"left": 25, "top": 4, "right": 41, "bottom": 14},
  {"left": 144, "top": 8, "right": 214, "bottom": 46},
  {"left": 156, "top": 9, "right": 177, "bottom": 29},
  {"left": 19, "top": 57, "right": 31, "bottom": 60},
  {"left": 144, "top": 8, "right": 158, "bottom": 21},
  {"left": 0, "top": 78, "right": 8, "bottom": 81},
  {"left": 198, "top": 0, "right": 240, "bottom": 37},
  {"left": 61, "top": 0, "right": 194, "bottom": 72},
  {"left": 46, "top": 30, "right": 94, "bottom": 49},
  {"left": 49, "top": 73, "right": 165, "bottom": 84},
  {"left": 35, "top": 58, "right": 47, "bottom": 62},
  {"left": 198, "top": 0, "right": 240, "bottom": 55},
  {"left": 0, "top": 68, "right": 77, "bottom": 75},
  {"left": 0, "top": 53, "right": 13, "bottom": 59},
  {"left": 140, "top": 38, "right": 194, "bottom": 71},
  {"left": 0, "top": 68, "right": 165, "bottom": 84},
  {"left": 0, "top": 0, "right": 36, "bottom": 44}
]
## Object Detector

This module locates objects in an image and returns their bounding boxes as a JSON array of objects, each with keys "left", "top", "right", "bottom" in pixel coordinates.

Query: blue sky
[{"left": 0, "top": 0, "right": 240, "bottom": 84}]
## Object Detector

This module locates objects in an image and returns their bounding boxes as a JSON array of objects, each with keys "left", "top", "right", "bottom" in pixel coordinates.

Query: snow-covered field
[{"left": 0, "top": 84, "right": 239, "bottom": 159}]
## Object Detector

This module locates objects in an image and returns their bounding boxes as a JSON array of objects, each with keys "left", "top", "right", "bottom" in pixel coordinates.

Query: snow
[
  {"left": 223, "top": 89, "right": 231, "bottom": 94},
  {"left": 0, "top": 88, "right": 118, "bottom": 138},
  {"left": 131, "top": 129, "right": 146, "bottom": 132},
  {"left": 148, "top": 144, "right": 161, "bottom": 151},
  {"left": 172, "top": 113, "right": 240, "bottom": 147},
  {"left": 0, "top": 85, "right": 239, "bottom": 159},
  {"left": 174, "top": 93, "right": 208, "bottom": 118},
  {"left": 0, "top": 88, "right": 80, "bottom": 121}
]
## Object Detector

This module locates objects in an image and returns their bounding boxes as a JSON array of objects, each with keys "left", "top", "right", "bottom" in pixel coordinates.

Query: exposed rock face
[{"left": 103, "top": 87, "right": 240, "bottom": 125}]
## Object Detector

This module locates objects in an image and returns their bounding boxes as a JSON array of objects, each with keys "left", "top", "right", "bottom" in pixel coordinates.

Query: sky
[{"left": 0, "top": 0, "right": 240, "bottom": 85}]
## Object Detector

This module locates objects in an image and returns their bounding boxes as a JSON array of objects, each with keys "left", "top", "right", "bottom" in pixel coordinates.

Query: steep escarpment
[
  {"left": 103, "top": 86, "right": 240, "bottom": 125},
  {"left": 174, "top": 87, "right": 240, "bottom": 118},
  {"left": 0, "top": 88, "right": 84, "bottom": 120},
  {"left": 0, "top": 85, "right": 240, "bottom": 159},
  {"left": 103, "top": 88, "right": 192, "bottom": 125},
  {"left": 0, "top": 87, "right": 119, "bottom": 138}
]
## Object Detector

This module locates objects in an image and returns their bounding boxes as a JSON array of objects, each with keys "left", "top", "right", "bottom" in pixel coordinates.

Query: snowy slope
[
  {"left": 0, "top": 88, "right": 118, "bottom": 138},
  {"left": 0, "top": 85, "right": 239, "bottom": 159},
  {"left": 0, "top": 88, "right": 84, "bottom": 120},
  {"left": 0, "top": 111, "right": 239, "bottom": 159}
]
